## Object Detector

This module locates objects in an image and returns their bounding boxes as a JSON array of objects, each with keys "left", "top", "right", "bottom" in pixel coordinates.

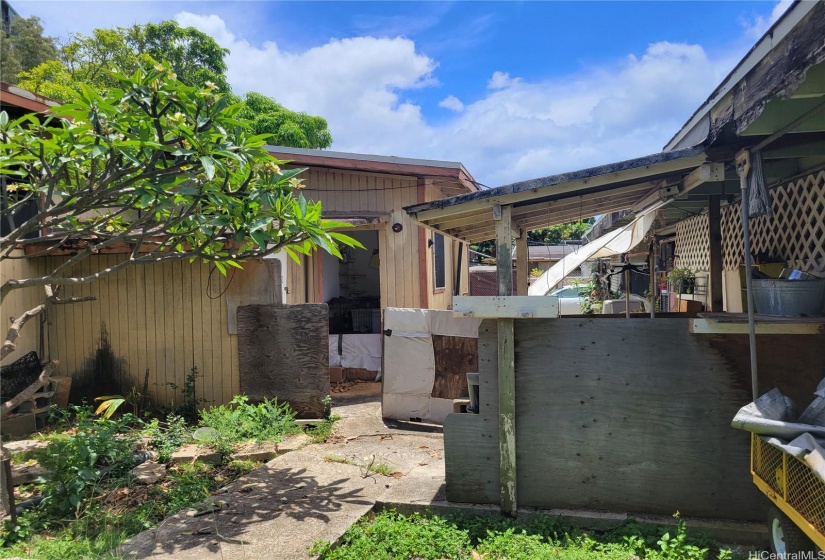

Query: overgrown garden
[{"left": 0, "top": 394, "right": 332, "bottom": 559}]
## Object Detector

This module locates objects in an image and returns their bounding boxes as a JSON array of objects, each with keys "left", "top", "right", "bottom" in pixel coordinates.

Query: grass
[
  {"left": 307, "top": 414, "right": 340, "bottom": 443},
  {"left": 310, "top": 510, "right": 745, "bottom": 560},
  {"left": 0, "top": 461, "right": 243, "bottom": 559}
]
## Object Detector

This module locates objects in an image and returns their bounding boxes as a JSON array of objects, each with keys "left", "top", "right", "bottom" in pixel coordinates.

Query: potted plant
[{"left": 669, "top": 267, "right": 696, "bottom": 294}]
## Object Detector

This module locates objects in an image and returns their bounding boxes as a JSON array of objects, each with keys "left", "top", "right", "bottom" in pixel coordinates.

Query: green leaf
[
  {"left": 200, "top": 156, "right": 216, "bottom": 180},
  {"left": 283, "top": 245, "right": 301, "bottom": 264},
  {"left": 250, "top": 230, "right": 269, "bottom": 250},
  {"left": 78, "top": 467, "right": 97, "bottom": 481}
]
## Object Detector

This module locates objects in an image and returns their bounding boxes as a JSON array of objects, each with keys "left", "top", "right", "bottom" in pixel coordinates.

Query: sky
[{"left": 14, "top": 0, "right": 791, "bottom": 188}]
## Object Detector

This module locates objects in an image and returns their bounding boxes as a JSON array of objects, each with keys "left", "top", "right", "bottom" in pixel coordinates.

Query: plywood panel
[
  {"left": 440, "top": 317, "right": 813, "bottom": 521},
  {"left": 431, "top": 334, "right": 477, "bottom": 399},
  {"left": 237, "top": 304, "right": 329, "bottom": 418}
]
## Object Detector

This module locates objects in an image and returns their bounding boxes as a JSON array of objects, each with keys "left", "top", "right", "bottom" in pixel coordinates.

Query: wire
[{"left": 206, "top": 264, "right": 237, "bottom": 299}]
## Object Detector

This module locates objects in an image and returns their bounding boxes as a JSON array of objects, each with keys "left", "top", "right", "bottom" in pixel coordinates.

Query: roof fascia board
[
  {"left": 665, "top": 0, "right": 816, "bottom": 151},
  {"left": 269, "top": 149, "right": 465, "bottom": 179},
  {"left": 0, "top": 83, "right": 56, "bottom": 113},
  {"left": 265, "top": 145, "right": 478, "bottom": 191}
]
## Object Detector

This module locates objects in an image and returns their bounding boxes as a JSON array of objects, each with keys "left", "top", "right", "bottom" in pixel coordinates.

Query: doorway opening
[{"left": 324, "top": 229, "right": 383, "bottom": 382}]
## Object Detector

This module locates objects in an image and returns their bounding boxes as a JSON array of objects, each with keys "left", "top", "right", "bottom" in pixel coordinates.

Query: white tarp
[
  {"left": 528, "top": 202, "right": 664, "bottom": 296},
  {"left": 732, "top": 380, "right": 825, "bottom": 484},
  {"left": 328, "top": 334, "right": 382, "bottom": 372},
  {"left": 382, "top": 308, "right": 481, "bottom": 424}
]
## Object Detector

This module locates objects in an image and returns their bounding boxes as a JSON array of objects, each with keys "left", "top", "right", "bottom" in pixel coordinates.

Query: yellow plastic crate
[{"left": 751, "top": 433, "right": 825, "bottom": 550}]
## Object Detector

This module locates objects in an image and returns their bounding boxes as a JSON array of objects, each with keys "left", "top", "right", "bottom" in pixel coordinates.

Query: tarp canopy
[{"left": 528, "top": 201, "right": 664, "bottom": 296}]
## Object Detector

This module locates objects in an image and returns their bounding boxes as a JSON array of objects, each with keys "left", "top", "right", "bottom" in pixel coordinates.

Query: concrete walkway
[{"left": 119, "top": 384, "right": 446, "bottom": 559}]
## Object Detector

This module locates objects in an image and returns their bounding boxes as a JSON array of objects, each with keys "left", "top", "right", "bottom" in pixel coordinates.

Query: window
[{"left": 433, "top": 233, "right": 445, "bottom": 290}]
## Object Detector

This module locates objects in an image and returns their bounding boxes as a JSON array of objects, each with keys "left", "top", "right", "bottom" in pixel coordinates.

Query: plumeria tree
[{"left": 0, "top": 64, "right": 359, "bottom": 417}]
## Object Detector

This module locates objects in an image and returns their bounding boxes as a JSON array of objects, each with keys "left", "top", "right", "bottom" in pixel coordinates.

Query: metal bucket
[{"left": 751, "top": 278, "right": 825, "bottom": 317}]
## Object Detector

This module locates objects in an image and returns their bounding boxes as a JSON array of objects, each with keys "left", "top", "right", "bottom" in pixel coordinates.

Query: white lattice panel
[
  {"left": 722, "top": 170, "right": 825, "bottom": 273},
  {"left": 675, "top": 214, "right": 710, "bottom": 272}
]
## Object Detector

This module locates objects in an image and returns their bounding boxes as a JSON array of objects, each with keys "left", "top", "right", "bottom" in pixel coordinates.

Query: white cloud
[
  {"left": 176, "top": 12, "right": 743, "bottom": 188},
  {"left": 742, "top": 0, "right": 793, "bottom": 40},
  {"left": 488, "top": 71, "right": 517, "bottom": 90},
  {"left": 439, "top": 95, "right": 464, "bottom": 112}
]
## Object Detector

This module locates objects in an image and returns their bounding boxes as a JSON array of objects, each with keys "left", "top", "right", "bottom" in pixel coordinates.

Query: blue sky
[{"left": 16, "top": 1, "right": 787, "bottom": 186}]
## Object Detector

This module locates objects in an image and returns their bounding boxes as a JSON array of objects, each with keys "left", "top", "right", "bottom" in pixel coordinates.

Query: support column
[
  {"left": 708, "top": 195, "right": 723, "bottom": 312},
  {"left": 495, "top": 205, "right": 513, "bottom": 296},
  {"left": 494, "top": 204, "right": 517, "bottom": 516},
  {"left": 516, "top": 230, "right": 528, "bottom": 296}
]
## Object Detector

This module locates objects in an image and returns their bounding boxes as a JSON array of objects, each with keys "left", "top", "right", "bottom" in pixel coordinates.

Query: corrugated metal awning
[{"left": 404, "top": 147, "right": 708, "bottom": 243}]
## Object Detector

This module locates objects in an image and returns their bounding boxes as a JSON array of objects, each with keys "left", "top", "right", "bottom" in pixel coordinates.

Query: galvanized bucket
[{"left": 751, "top": 278, "right": 825, "bottom": 317}]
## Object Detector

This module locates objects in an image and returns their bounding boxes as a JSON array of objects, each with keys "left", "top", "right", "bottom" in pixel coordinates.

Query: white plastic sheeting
[
  {"left": 328, "top": 334, "right": 382, "bottom": 372},
  {"left": 382, "top": 308, "right": 481, "bottom": 424},
  {"left": 528, "top": 202, "right": 664, "bottom": 296},
  {"left": 732, "top": 379, "right": 825, "bottom": 484}
]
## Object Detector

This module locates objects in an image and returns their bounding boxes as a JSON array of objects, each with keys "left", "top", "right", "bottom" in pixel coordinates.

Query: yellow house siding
[
  {"left": 0, "top": 251, "right": 48, "bottom": 362},
  {"left": 15, "top": 255, "right": 246, "bottom": 407}
]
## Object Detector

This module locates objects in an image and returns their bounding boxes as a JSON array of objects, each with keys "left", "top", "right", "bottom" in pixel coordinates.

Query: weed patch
[{"left": 311, "top": 510, "right": 745, "bottom": 560}]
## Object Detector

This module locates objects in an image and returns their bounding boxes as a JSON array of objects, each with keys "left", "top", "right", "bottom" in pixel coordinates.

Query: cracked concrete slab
[{"left": 118, "top": 383, "right": 446, "bottom": 560}]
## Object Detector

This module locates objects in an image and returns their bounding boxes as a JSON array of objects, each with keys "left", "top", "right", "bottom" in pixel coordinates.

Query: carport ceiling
[{"left": 404, "top": 147, "right": 709, "bottom": 244}]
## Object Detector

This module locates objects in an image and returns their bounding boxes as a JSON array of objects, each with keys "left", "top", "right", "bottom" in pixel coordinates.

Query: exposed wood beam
[{"left": 410, "top": 152, "right": 708, "bottom": 224}]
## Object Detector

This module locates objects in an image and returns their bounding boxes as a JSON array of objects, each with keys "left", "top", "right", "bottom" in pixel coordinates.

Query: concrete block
[
  {"left": 170, "top": 444, "right": 222, "bottom": 465},
  {"left": 1, "top": 413, "right": 37, "bottom": 438},
  {"left": 130, "top": 462, "right": 166, "bottom": 484},
  {"left": 452, "top": 399, "right": 470, "bottom": 413},
  {"left": 277, "top": 433, "right": 311, "bottom": 453},
  {"left": 3, "top": 439, "right": 48, "bottom": 454},
  {"left": 11, "top": 463, "right": 48, "bottom": 486},
  {"left": 233, "top": 448, "right": 278, "bottom": 462},
  {"left": 49, "top": 376, "right": 72, "bottom": 409}
]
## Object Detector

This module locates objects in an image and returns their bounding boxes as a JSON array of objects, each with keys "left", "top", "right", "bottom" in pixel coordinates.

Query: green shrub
[{"left": 35, "top": 406, "right": 138, "bottom": 515}]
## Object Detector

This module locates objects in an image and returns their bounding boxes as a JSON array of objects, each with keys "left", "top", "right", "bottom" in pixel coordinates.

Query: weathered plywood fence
[{"left": 443, "top": 317, "right": 825, "bottom": 521}]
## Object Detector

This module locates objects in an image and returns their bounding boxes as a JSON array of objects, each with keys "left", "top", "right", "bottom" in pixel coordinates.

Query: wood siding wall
[
  {"left": 0, "top": 255, "right": 287, "bottom": 407},
  {"left": 284, "top": 168, "right": 468, "bottom": 310}
]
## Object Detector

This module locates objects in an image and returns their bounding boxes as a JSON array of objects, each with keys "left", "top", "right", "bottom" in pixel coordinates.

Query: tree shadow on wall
[{"left": 70, "top": 322, "right": 129, "bottom": 403}]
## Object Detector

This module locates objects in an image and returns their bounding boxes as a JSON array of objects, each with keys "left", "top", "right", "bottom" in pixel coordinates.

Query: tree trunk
[{"left": 0, "top": 360, "right": 59, "bottom": 421}]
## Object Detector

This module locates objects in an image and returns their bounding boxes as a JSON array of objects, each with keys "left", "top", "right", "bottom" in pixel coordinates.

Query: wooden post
[
  {"left": 516, "top": 230, "right": 528, "bottom": 296},
  {"left": 495, "top": 205, "right": 513, "bottom": 297},
  {"left": 649, "top": 243, "right": 657, "bottom": 319},
  {"left": 494, "top": 204, "right": 517, "bottom": 516},
  {"left": 708, "top": 195, "right": 723, "bottom": 312}
]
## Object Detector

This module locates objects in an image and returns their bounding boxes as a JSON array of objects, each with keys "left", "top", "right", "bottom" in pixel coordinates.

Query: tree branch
[{"left": 1, "top": 304, "right": 46, "bottom": 361}]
